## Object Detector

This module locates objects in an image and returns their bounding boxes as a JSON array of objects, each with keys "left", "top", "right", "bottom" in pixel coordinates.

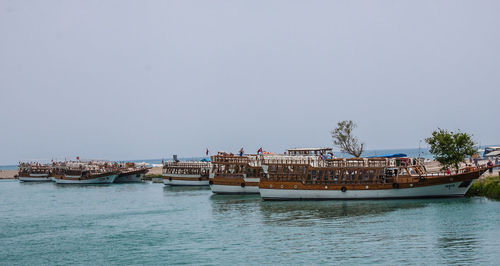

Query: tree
[
  {"left": 331, "top": 120, "right": 364, "bottom": 157},
  {"left": 425, "top": 128, "right": 476, "bottom": 170}
]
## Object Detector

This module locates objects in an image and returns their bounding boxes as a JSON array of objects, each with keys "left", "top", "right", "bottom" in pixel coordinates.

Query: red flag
[
  {"left": 76, "top": 156, "right": 80, "bottom": 160},
  {"left": 257, "top": 147, "right": 263, "bottom": 154},
  {"left": 206, "top": 148, "right": 209, "bottom": 156}
]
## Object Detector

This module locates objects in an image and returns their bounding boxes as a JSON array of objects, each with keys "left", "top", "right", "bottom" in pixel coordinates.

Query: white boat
[
  {"left": 162, "top": 161, "right": 211, "bottom": 186},
  {"left": 209, "top": 153, "right": 262, "bottom": 194},
  {"left": 163, "top": 174, "right": 209, "bottom": 186},
  {"left": 17, "top": 163, "right": 53, "bottom": 182},
  {"left": 259, "top": 157, "right": 491, "bottom": 200},
  {"left": 259, "top": 180, "right": 476, "bottom": 200},
  {"left": 52, "top": 162, "right": 118, "bottom": 184},
  {"left": 483, "top": 146, "right": 500, "bottom": 157}
]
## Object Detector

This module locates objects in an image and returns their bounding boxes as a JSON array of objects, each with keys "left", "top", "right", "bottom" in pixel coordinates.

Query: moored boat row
[
  {"left": 17, "top": 161, "right": 149, "bottom": 184},
  {"left": 161, "top": 148, "right": 496, "bottom": 200}
]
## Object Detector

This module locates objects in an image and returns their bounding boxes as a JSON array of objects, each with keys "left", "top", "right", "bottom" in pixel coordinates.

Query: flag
[
  {"left": 76, "top": 156, "right": 80, "bottom": 160},
  {"left": 206, "top": 148, "right": 209, "bottom": 156},
  {"left": 257, "top": 147, "right": 263, "bottom": 154}
]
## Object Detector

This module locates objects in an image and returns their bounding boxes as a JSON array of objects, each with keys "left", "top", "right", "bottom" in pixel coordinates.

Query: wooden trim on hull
[{"left": 210, "top": 176, "right": 260, "bottom": 194}]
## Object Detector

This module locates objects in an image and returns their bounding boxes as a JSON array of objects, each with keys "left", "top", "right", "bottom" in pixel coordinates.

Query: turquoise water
[{"left": 1, "top": 180, "right": 500, "bottom": 265}]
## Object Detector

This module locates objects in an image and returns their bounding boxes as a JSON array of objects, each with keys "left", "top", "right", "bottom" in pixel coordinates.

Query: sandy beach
[
  {"left": 0, "top": 170, "right": 17, "bottom": 179},
  {"left": 147, "top": 166, "right": 162, "bottom": 175}
]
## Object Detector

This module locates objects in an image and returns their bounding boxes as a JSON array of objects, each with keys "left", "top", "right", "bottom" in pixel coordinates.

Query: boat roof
[
  {"left": 485, "top": 151, "right": 500, "bottom": 156},
  {"left": 368, "top": 153, "right": 408, "bottom": 158},
  {"left": 287, "top": 148, "right": 332, "bottom": 152}
]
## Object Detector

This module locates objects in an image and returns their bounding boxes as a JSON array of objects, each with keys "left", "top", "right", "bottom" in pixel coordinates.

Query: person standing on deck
[{"left": 239, "top": 148, "right": 244, "bottom": 157}]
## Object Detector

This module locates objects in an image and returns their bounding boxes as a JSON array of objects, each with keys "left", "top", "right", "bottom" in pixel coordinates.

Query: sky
[{"left": 1, "top": 0, "right": 499, "bottom": 165}]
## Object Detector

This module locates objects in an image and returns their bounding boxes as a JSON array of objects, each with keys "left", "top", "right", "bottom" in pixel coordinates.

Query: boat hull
[
  {"left": 210, "top": 184, "right": 260, "bottom": 194},
  {"left": 259, "top": 180, "right": 475, "bottom": 200},
  {"left": 162, "top": 174, "right": 209, "bottom": 186},
  {"left": 19, "top": 176, "right": 52, "bottom": 182},
  {"left": 54, "top": 174, "right": 118, "bottom": 184},
  {"left": 210, "top": 177, "right": 260, "bottom": 194},
  {"left": 114, "top": 173, "right": 144, "bottom": 183}
]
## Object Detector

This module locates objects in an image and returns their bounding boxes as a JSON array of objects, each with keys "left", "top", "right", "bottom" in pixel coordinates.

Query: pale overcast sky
[{"left": 1, "top": 0, "right": 499, "bottom": 164}]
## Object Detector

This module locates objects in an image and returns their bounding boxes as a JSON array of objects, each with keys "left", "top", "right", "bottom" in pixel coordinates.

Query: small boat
[
  {"left": 162, "top": 161, "right": 211, "bottom": 186},
  {"left": 259, "top": 156, "right": 493, "bottom": 200},
  {"left": 483, "top": 146, "right": 500, "bottom": 157},
  {"left": 18, "top": 163, "right": 52, "bottom": 182},
  {"left": 52, "top": 162, "right": 118, "bottom": 184},
  {"left": 115, "top": 163, "right": 149, "bottom": 183},
  {"left": 209, "top": 153, "right": 263, "bottom": 194}
]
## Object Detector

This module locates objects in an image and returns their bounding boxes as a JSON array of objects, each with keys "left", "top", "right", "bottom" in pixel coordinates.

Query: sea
[
  {"left": 2, "top": 147, "right": 500, "bottom": 265},
  {"left": 1, "top": 181, "right": 500, "bottom": 265}
]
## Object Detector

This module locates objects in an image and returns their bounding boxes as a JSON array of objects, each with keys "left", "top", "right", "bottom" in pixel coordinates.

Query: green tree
[
  {"left": 331, "top": 120, "right": 364, "bottom": 157},
  {"left": 425, "top": 128, "right": 476, "bottom": 170}
]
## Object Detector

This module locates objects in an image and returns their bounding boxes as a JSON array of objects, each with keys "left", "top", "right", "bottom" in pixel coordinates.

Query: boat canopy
[
  {"left": 368, "top": 153, "right": 408, "bottom": 158},
  {"left": 485, "top": 151, "right": 500, "bottom": 157}
]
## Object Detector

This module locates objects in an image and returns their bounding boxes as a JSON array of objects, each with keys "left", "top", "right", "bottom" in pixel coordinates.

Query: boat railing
[
  {"left": 213, "top": 172, "right": 245, "bottom": 178},
  {"left": 164, "top": 161, "right": 211, "bottom": 169},
  {"left": 262, "top": 156, "right": 320, "bottom": 166},
  {"left": 210, "top": 155, "right": 250, "bottom": 164}
]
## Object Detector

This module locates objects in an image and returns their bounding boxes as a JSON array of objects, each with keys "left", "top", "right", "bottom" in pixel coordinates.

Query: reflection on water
[
  {"left": 437, "top": 234, "right": 480, "bottom": 264},
  {"left": 209, "top": 194, "right": 261, "bottom": 217},
  {"left": 54, "top": 183, "right": 114, "bottom": 189},
  {"left": 163, "top": 185, "right": 210, "bottom": 194},
  {"left": 259, "top": 200, "right": 429, "bottom": 223}
]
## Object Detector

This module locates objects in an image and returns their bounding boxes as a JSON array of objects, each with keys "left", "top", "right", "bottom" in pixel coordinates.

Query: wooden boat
[
  {"left": 209, "top": 153, "right": 263, "bottom": 194},
  {"left": 52, "top": 162, "right": 118, "bottom": 184},
  {"left": 18, "top": 163, "right": 52, "bottom": 182},
  {"left": 115, "top": 163, "right": 149, "bottom": 183},
  {"left": 162, "top": 161, "right": 211, "bottom": 186},
  {"left": 259, "top": 156, "right": 493, "bottom": 200}
]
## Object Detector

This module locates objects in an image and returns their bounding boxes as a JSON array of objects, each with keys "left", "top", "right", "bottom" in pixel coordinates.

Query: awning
[{"left": 485, "top": 151, "right": 500, "bottom": 157}]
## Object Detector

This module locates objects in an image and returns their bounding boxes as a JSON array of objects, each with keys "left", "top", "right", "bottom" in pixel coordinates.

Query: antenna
[{"left": 418, "top": 139, "right": 422, "bottom": 159}]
